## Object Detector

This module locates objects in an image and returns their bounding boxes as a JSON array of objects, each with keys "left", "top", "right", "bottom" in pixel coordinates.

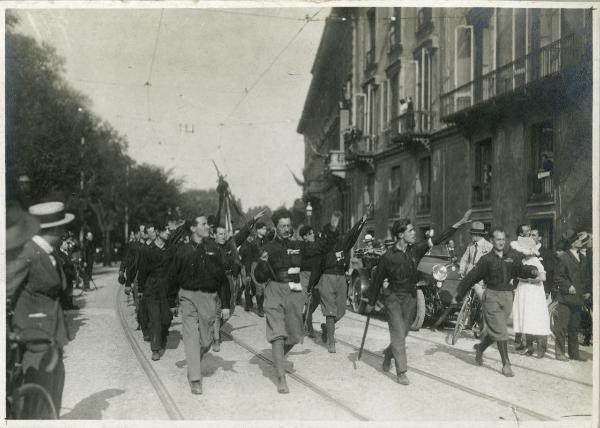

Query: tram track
[
  {"left": 343, "top": 311, "right": 593, "bottom": 388},
  {"left": 316, "top": 326, "right": 557, "bottom": 422},
  {"left": 116, "top": 286, "right": 184, "bottom": 420},
  {"left": 116, "top": 284, "right": 368, "bottom": 421}
]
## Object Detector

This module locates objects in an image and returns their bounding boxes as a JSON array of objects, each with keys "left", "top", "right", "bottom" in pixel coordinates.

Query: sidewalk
[{"left": 61, "top": 267, "right": 168, "bottom": 419}]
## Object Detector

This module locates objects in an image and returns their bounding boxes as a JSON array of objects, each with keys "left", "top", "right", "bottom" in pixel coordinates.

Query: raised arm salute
[{"left": 365, "top": 209, "right": 472, "bottom": 386}]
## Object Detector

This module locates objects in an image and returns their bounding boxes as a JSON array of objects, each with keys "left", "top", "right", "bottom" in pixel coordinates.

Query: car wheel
[
  {"left": 351, "top": 275, "right": 366, "bottom": 315},
  {"left": 411, "top": 289, "right": 426, "bottom": 331}
]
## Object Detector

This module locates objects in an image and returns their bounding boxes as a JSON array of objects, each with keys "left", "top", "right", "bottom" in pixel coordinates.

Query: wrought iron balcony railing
[
  {"left": 390, "top": 111, "right": 433, "bottom": 139},
  {"left": 327, "top": 150, "right": 350, "bottom": 172},
  {"left": 528, "top": 171, "right": 554, "bottom": 202},
  {"left": 441, "top": 33, "right": 590, "bottom": 119}
]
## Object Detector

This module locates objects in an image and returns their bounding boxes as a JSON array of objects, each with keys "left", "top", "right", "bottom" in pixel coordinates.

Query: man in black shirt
[
  {"left": 366, "top": 209, "right": 472, "bottom": 385},
  {"left": 169, "top": 216, "right": 231, "bottom": 395},
  {"left": 82, "top": 231, "right": 95, "bottom": 290},
  {"left": 308, "top": 212, "right": 368, "bottom": 353},
  {"left": 456, "top": 228, "right": 535, "bottom": 377},
  {"left": 239, "top": 222, "right": 268, "bottom": 314},
  {"left": 253, "top": 209, "right": 338, "bottom": 393}
]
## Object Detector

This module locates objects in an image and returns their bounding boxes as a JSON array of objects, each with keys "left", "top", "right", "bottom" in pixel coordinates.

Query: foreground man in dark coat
[
  {"left": 367, "top": 209, "right": 472, "bottom": 385},
  {"left": 254, "top": 209, "right": 338, "bottom": 393}
]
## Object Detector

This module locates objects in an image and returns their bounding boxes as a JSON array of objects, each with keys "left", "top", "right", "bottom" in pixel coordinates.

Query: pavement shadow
[
  {"left": 249, "top": 349, "right": 278, "bottom": 388},
  {"left": 64, "top": 313, "right": 89, "bottom": 341},
  {"left": 201, "top": 353, "right": 237, "bottom": 377},
  {"left": 345, "top": 350, "right": 398, "bottom": 383},
  {"left": 61, "top": 388, "right": 124, "bottom": 420},
  {"left": 165, "top": 330, "right": 182, "bottom": 350}
]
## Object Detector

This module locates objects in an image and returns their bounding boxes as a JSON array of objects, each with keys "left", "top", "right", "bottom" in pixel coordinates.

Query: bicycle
[
  {"left": 6, "top": 308, "right": 59, "bottom": 419},
  {"left": 452, "top": 287, "right": 483, "bottom": 345}
]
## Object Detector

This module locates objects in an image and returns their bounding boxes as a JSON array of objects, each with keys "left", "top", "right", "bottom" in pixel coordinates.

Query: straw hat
[{"left": 29, "top": 202, "right": 75, "bottom": 229}]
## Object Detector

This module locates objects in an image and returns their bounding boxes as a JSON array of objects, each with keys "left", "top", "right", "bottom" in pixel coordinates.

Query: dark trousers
[
  {"left": 60, "top": 275, "right": 74, "bottom": 308},
  {"left": 138, "top": 295, "right": 150, "bottom": 337},
  {"left": 22, "top": 347, "right": 65, "bottom": 417},
  {"left": 83, "top": 263, "right": 93, "bottom": 288},
  {"left": 554, "top": 302, "right": 582, "bottom": 358},
  {"left": 383, "top": 290, "right": 416, "bottom": 374},
  {"left": 144, "top": 281, "right": 172, "bottom": 352}
]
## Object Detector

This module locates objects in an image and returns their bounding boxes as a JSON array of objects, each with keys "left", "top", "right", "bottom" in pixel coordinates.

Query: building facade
[{"left": 298, "top": 7, "right": 593, "bottom": 252}]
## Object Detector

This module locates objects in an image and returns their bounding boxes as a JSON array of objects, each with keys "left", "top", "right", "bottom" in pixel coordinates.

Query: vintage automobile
[{"left": 347, "top": 242, "right": 462, "bottom": 330}]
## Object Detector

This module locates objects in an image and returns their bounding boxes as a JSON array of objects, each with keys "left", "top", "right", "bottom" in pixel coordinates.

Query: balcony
[
  {"left": 347, "top": 136, "right": 376, "bottom": 170},
  {"left": 528, "top": 171, "right": 554, "bottom": 202},
  {"left": 440, "top": 33, "right": 591, "bottom": 121},
  {"left": 389, "top": 111, "right": 433, "bottom": 152},
  {"left": 326, "top": 150, "right": 351, "bottom": 179}
]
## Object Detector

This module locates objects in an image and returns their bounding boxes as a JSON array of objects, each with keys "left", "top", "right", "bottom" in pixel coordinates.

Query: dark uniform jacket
[
  {"left": 254, "top": 229, "right": 338, "bottom": 285},
  {"left": 217, "top": 220, "right": 254, "bottom": 276},
  {"left": 82, "top": 240, "right": 95, "bottom": 266},
  {"left": 554, "top": 250, "right": 591, "bottom": 306},
  {"left": 368, "top": 227, "right": 457, "bottom": 305},
  {"left": 137, "top": 241, "right": 174, "bottom": 295},
  {"left": 537, "top": 245, "right": 555, "bottom": 293},
  {"left": 456, "top": 248, "right": 526, "bottom": 301},
  {"left": 169, "top": 239, "right": 231, "bottom": 309},
  {"left": 308, "top": 217, "right": 367, "bottom": 289},
  {"left": 240, "top": 236, "right": 266, "bottom": 275}
]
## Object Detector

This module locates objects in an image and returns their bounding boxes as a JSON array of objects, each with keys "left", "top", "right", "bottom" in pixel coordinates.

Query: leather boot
[
  {"left": 257, "top": 295, "right": 265, "bottom": 317},
  {"left": 536, "top": 335, "right": 547, "bottom": 359},
  {"left": 305, "top": 310, "right": 315, "bottom": 338},
  {"left": 326, "top": 316, "right": 336, "bottom": 353},
  {"left": 474, "top": 335, "right": 494, "bottom": 366},
  {"left": 497, "top": 341, "right": 514, "bottom": 377},
  {"left": 382, "top": 346, "right": 392, "bottom": 372},
  {"left": 272, "top": 339, "right": 289, "bottom": 393},
  {"left": 514, "top": 333, "right": 525, "bottom": 351},
  {"left": 522, "top": 334, "right": 535, "bottom": 356}
]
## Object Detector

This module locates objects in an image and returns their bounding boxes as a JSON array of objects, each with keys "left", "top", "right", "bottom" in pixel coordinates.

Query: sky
[{"left": 14, "top": 8, "right": 328, "bottom": 210}]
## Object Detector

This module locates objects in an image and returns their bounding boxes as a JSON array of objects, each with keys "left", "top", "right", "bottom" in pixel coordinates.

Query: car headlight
[{"left": 432, "top": 264, "right": 448, "bottom": 282}]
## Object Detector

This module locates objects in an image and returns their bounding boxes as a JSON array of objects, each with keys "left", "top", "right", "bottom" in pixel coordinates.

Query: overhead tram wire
[{"left": 145, "top": 9, "right": 165, "bottom": 145}]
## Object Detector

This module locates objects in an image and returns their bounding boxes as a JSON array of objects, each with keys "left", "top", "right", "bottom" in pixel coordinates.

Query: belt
[{"left": 275, "top": 271, "right": 300, "bottom": 283}]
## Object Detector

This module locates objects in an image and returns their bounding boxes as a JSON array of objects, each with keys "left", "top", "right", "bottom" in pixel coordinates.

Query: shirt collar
[
  {"left": 32, "top": 235, "right": 54, "bottom": 255},
  {"left": 569, "top": 248, "right": 580, "bottom": 261}
]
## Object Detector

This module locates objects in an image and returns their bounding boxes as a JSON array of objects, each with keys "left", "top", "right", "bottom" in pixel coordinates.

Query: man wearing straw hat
[{"left": 7, "top": 201, "right": 75, "bottom": 416}]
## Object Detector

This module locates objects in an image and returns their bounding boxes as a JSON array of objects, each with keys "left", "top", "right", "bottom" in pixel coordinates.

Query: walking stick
[{"left": 358, "top": 314, "right": 370, "bottom": 361}]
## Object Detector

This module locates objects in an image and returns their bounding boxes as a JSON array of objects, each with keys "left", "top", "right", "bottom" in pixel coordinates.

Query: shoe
[
  {"left": 556, "top": 355, "right": 569, "bottom": 362},
  {"left": 382, "top": 350, "right": 392, "bottom": 372},
  {"left": 190, "top": 380, "right": 202, "bottom": 395},
  {"left": 212, "top": 340, "right": 221, "bottom": 352},
  {"left": 257, "top": 309, "right": 265, "bottom": 318},
  {"left": 515, "top": 344, "right": 526, "bottom": 351},
  {"left": 306, "top": 325, "right": 315, "bottom": 338},
  {"left": 397, "top": 373, "right": 410, "bottom": 385},
  {"left": 321, "top": 323, "right": 327, "bottom": 344},
  {"left": 151, "top": 351, "right": 160, "bottom": 361},
  {"left": 570, "top": 356, "right": 587, "bottom": 362},
  {"left": 328, "top": 342, "right": 336, "bottom": 353},
  {"left": 244, "top": 306, "right": 251, "bottom": 312},
  {"left": 277, "top": 375, "right": 289, "bottom": 394},
  {"left": 143, "top": 335, "right": 151, "bottom": 342},
  {"left": 521, "top": 348, "right": 535, "bottom": 357},
  {"left": 63, "top": 304, "right": 79, "bottom": 311},
  {"left": 501, "top": 365, "right": 514, "bottom": 377}
]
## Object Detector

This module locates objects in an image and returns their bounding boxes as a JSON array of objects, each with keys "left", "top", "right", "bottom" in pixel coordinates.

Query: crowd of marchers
[{"left": 6, "top": 195, "right": 593, "bottom": 419}]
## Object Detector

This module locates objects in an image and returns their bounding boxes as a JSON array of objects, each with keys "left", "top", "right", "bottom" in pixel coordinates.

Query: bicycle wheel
[
  {"left": 452, "top": 294, "right": 472, "bottom": 345},
  {"left": 12, "top": 383, "right": 58, "bottom": 419}
]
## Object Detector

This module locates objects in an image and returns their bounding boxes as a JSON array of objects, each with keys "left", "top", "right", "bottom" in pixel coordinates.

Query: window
[
  {"left": 454, "top": 25, "right": 474, "bottom": 110},
  {"left": 390, "top": 71, "right": 399, "bottom": 120},
  {"left": 389, "top": 8, "right": 402, "bottom": 48},
  {"left": 368, "top": 84, "right": 380, "bottom": 138},
  {"left": 352, "top": 93, "right": 366, "bottom": 132},
  {"left": 381, "top": 80, "right": 389, "bottom": 131},
  {"left": 364, "top": 174, "right": 375, "bottom": 218},
  {"left": 417, "top": 8, "right": 433, "bottom": 32},
  {"left": 529, "top": 121, "right": 554, "bottom": 201},
  {"left": 389, "top": 166, "right": 402, "bottom": 217},
  {"left": 472, "top": 139, "right": 492, "bottom": 204},
  {"left": 416, "top": 157, "right": 431, "bottom": 213},
  {"left": 416, "top": 48, "right": 432, "bottom": 131},
  {"left": 366, "top": 9, "right": 377, "bottom": 69}
]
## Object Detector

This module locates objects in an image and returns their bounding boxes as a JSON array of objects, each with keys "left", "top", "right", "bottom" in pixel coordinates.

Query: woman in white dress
[{"left": 511, "top": 236, "right": 551, "bottom": 358}]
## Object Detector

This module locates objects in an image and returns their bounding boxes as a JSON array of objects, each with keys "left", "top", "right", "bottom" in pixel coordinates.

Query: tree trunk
[{"left": 102, "top": 229, "right": 111, "bottom": 267}]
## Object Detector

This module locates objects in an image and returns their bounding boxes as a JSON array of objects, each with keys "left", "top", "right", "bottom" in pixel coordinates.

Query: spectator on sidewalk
[
  {"left": 511, "top": 236, "right": 551, "bottom": 358},
  {"left": 553, "top": 230, "right": 592, "bottom": 362},
  {"left": 511, "top": 224, "right": 532, "bottom": 351},
  {"left": 459, "top": 221, "right": 493, "bottom": 299},
  {"left": 531, "top": 228, "right": 555, "bottom": 299},
  {"left": 82, "top": 232, "right": 95, "bottom": 290},
  {"left": 8, "top": 201, "right": 75, "bottom": 416}
]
